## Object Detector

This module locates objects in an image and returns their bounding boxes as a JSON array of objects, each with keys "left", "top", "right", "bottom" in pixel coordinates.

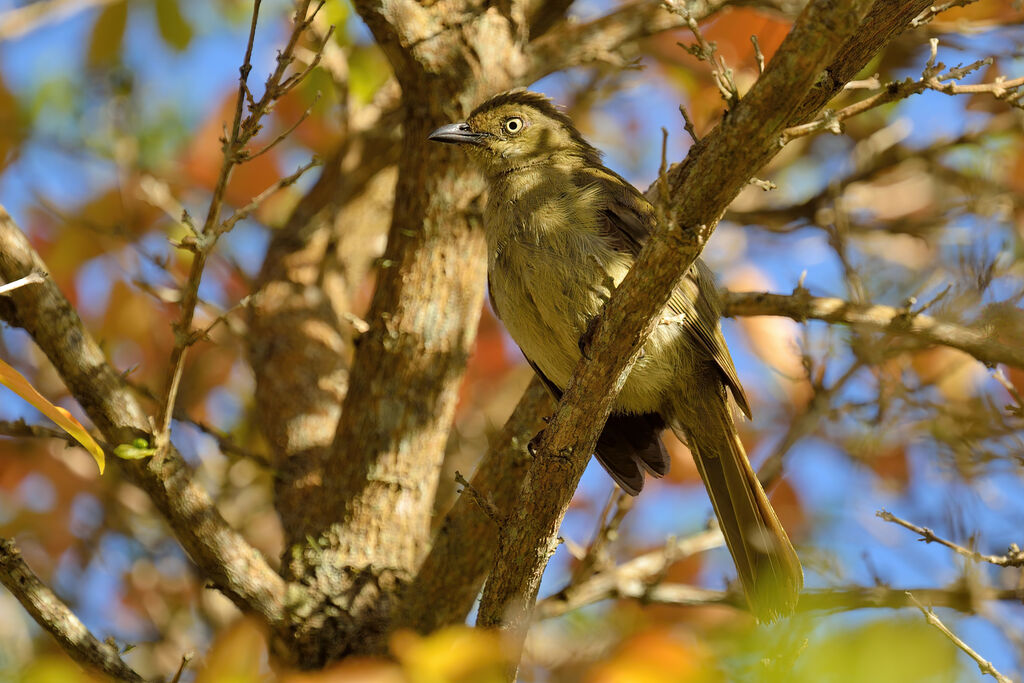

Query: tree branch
[
  {"left": 477, "top": 0, "right": 877, "bottom": 659},
  {"left": 721, "top": 290, "right": 1024, "bottom": 370},
  {"left": 0, "top": 538, "right": 145, "bottom": 682},
  {"left": 720, "top": 290, "right": 1024, "bottom": 370},
  {"left": 397, "top": 377, "right": 552, "bottom": 632},
  {"left": 538, "top": 579, "right": 1024, "bottom": 618},
  {"left": 0, "top": 207, "right": 288, "bottom": 629}
]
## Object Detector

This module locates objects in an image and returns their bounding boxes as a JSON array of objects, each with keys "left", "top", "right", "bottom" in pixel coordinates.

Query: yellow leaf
[
  {"left": 392, "top": 626, "right": 508, "bottom": 683},
  {"left": 155, "top": 0, "right": 193, "bottom": 51},
  {"left": 0, "top": 359, "right": 104, "bottom": 473},
  {"left": 87, "top": 1, "right": 128, "bottom": 67}
]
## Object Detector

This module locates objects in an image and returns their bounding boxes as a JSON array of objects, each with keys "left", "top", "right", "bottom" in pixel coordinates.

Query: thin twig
[
  {"left": 780, "top": 41, "right": 1022, "bottom": 144},
  {"left": 0, "top": 271, "right": 45, "bottom": 296},
  {"left": 155, "top": 0, "right": 328, "bottom": 446},
  {"left": 878, "top": 510, "right": 1024, "bottom": 567},
  {"left": 678, "top": 103, "right": 699, "bottom": 144},
  {"left": 170, "top": 651, "right": 193, "bottom": 683},
  {"left": 538, "top": 528, "right": 725, "bottom": 619},
  {"left": 992, "top": 368, "right": 1024, "bottom": 417},
  {"left": 219, "top": 157, "right": 321, "bottom": 234},
  {"left": 569, "top": 488, "right": 634, "bottom": 586},
  {"left": 906, "top": 592, "right": 1013, "bottom": 683},
  {"left": 0, "top": 419, "right": 79, "bottom": 445},
  {"left": 911, "top": 0, "right": 981, "bottom": 27},
  {"left": 751, "top": 34, "right": 765, "bottom": 74},
  {"left": 664, "top": 0, "right": 739, "bottom": 106},
  {"left": 758, "top": 359, "right": 865, "bottom": 487},
  {"left": 455, "top": 471, "right": 504, "bottom": 526},
  {"left": 0, "top": 539, "right": 145, "bottom": 682},
  {"left": 0, "top": 0, "right": 122, "bottom": 41}
]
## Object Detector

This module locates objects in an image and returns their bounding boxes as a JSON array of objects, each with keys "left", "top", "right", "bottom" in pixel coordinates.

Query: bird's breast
[{"left": 486, "top": 208, "right": 681, "bottom": 414}]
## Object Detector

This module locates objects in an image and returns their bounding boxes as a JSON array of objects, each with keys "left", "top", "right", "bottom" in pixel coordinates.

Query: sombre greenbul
[{"left": 429, "top": 89, "right": 803, "bottom": 620}]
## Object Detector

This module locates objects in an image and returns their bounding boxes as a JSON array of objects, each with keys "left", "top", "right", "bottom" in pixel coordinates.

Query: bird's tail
[{"left": 670, "top": 398, "right": 803, "bottom": 621}]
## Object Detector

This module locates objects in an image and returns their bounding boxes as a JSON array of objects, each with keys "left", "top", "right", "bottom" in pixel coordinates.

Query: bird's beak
[{"left": 428, "top": 122, "right": 483, "bottom": 145}]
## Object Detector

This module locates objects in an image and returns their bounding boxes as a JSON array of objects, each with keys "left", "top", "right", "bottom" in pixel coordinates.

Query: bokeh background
[{"left": 1, "top": 0, "right": 1023, "bottom": 680}]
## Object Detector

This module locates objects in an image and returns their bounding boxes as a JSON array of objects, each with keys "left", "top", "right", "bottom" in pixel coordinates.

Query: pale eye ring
[{"left": 504, "top": 117, "right": 524, "bottom": 134}]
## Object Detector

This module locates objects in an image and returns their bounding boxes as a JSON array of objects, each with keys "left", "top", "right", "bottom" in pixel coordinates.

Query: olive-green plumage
[{"left": 429, "top": 89, "right": 802, "bottom": 619}]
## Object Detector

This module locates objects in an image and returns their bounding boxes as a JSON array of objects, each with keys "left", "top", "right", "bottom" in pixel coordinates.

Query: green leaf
[
  {"left": 87, "top": 1, "right": 128, "bottom": 67},
  {"left": 154, "top": 0, "right": 193, "bottom": 51},
  {"left": 114, "top": 438, "right": 158, "bottom": 460}
]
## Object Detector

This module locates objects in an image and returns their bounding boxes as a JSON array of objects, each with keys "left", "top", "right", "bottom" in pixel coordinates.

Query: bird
[{"left": 428, "top": 89, "right": 802, "bottom": 620}]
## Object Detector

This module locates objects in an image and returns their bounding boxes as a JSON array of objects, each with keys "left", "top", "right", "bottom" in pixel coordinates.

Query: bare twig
[
  {"left": 878, "top": 510, "right": 1024, "bottom": 567},
  {"left": 0, "top": 418, "right": 79, "bottom": 445},
  {"left": 0, "top": 0, "right": 122, "bottom": 41},
  {"left": 569, "top": 489, "right": 634, "bottom": 586},
  {"left": 156, "top": 0, "right": 328, "bottom": 446},
  {"left": 992, "top": 368, "right": 1024, "bottom": 417},
  {"left": 454, "top": 471, "right": 505, "bottom": 526},
  {"left": 781, "top": 41, "right": 1023, "bottom": 144},
  {"left": 751, "top": 34, "right": 765, "bottom": 74},
  {"left": 678, "top": 103, "right": 700, "bottom": 144},
  {"left": 0, "top": 271, "right": 45, "bottom": 296},
  {"left": 219, "top": 157, "right": 322, "bottom": 234},
  {"left": 0, "top": 538, "right": 145, "bottom": 682},
  {"left": 758, "top": 359, "right": 865, "bottom": 487},
  {"left": 537, "top": 528, "right": 725, "bottom": 619},
  {"left": 524, "top": 0, "right": 731, "bottom": 83},
  {"left": 911, "top": 0, "right": 981, "bottom": 27},
  {"left": 906, "top": 592, "right": 1013, "bottom": 683},
  {"left": 664, "top": 0, "right": 739, "bottom": 106},
  {"left": 170, "top": 652, "right": 193, "bottom": 683}
]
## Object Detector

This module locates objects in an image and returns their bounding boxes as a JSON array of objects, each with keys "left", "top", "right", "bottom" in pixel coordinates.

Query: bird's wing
[
  {"left": 487, "top": 276, "right": 667, "bottom": 494},
  {"left": 582, "top": 165, "right": 752, "bottom": 419}
]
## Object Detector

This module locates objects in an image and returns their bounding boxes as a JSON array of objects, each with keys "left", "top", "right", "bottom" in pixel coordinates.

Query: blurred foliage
[{"left": 0, "top": 0, "right": 1023, "bottom": 681}]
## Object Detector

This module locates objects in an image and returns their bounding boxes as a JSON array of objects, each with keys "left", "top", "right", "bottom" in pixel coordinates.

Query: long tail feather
[{"left": 672, "top": 403, "right": 802, "bottom": 621}]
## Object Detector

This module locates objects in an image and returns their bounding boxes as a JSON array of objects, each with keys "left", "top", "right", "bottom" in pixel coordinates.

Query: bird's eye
[{"left": 504, "top": 117, "right": 524, "bottom": 134}]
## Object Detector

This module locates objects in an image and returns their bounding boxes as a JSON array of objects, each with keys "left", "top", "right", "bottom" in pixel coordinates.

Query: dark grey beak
[{"left": 428, "top": 122, "right": 482, "bottom": 145}]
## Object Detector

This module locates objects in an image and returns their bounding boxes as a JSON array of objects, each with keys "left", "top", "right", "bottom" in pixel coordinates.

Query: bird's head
[{"left": 428, "top": 90, "right": 600, "bottom": 176}]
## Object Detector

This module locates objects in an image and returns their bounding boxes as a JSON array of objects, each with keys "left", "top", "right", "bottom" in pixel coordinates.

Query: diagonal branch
[
  {"left": 907, "top": 592, "right": 1014, "bottom": 683},
  {"left": 721, "top": 290, "right": 1024, "bottom": 370},
  {"left": 477, "top": 0, "right": 878, "bottom": 657},
  {"left": 397, "top": 377, "right": 552, "bottom": 632},
  {"left": 0, "top": 538, "right": 145, "bottom": 683},
  {"left": 0, "top": 207, "right": 288, "bottom": 629}
]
